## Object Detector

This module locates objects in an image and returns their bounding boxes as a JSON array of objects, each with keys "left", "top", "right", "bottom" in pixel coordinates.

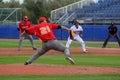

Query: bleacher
[
  {"left": 74, "top": 0, "right": 120, "bottom": 25},
  {"left": 52, "top": 0, "right": 120, "bottom": 25}
]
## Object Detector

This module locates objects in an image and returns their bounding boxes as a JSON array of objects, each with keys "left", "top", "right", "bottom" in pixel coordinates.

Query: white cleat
[
  {"left": 66, "top": 57, "right": 75, "bottom": 64},
  {"left": 83, "top": 51, "right": 88, "bottom": 53}
]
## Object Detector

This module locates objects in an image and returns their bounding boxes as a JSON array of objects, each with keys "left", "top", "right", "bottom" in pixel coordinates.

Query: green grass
[
  {"left": 62, "top": 41, "right": 119, "bottom": 48},
  {"left": 0, "top": 55, "right": 120, "bottom": 68},
  {"left": 0, "top": 39, "right": 119, "bottom": 48},
  {"left": 0, "top": 39, "right": 66, "bottom": 47},
  {"left": 0, "top": 39, "right": 42, "bottom": 47},
  {"left": 0, "top": 74, "right": 120, "bottom": 80},
  {"left": 0, "top": 39, "right": 120, "bottom": 79}
]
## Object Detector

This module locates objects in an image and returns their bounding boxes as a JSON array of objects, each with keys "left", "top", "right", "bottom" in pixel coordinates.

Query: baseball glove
[
  {"left": 69, "top": 30, "right": 74, "bottom": 40},
  {"left": 17, "top": 28, "right": 20, "bottom": 31}
]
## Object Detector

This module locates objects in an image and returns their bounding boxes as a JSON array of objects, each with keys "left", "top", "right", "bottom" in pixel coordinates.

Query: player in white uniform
[{"left": 66, "top": 20, "right": 87, "bottom": 53}]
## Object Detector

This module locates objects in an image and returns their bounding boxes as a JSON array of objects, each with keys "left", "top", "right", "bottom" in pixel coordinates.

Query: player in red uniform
[
  {"left": 17, "top": 16, "right": 37, "bottom": 51},
  {"left": 22, "top": 17, "right": 75, "bottom": 65}
]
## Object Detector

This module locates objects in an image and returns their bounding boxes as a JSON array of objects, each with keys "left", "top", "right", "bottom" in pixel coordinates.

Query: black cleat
[
  {"left": 24, "top": 62, "right": 31, "bottom": 65},
  {"left": 33, "top": 48, "right": 37, "bottom": 50},
  {"left": 102, "top": 46, "right": 105, "bottom": 48},
  {"left": 18, "top": 49, "right": 21, "bottom": 51}
]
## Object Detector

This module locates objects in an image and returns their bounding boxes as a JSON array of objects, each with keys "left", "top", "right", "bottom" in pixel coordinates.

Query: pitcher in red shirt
[
  {"left": 17, "top": 16, "right": 37, "bottom": 51},
  {"left": 22, "top": 17, "right": 75, "bottom": 65}
]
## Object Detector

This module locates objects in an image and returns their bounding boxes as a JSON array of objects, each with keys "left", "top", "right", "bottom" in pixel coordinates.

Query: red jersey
[
  {"left": 26, "top": 22, "right": 59, "bottom": 42},
  {"left": 18, "top": 21, "right": 31, "bottom": 33}
]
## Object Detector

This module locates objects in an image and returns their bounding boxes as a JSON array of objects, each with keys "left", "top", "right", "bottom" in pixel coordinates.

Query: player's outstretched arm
[
  {"left": 61, "top": 26, "right": 70, "bottom": 31},
  {"left": 61, "top": 26, "right": 74, "bottom": 40}
]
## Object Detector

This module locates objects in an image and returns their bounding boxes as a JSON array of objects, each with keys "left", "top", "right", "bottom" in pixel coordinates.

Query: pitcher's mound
[{"left": 0, "top": 64, "right": 120, "bottom": 75}]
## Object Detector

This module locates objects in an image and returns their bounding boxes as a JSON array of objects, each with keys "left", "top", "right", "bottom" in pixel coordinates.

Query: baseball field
[{"left": 0, "top": 39, "right": 120, "bottom": 80}]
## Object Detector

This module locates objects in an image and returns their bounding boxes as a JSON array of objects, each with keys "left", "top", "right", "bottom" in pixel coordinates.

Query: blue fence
[
  {"left": 0, "top": 24, "right": 19, "bottom": 39},
  {"left": 0, "top": 24, "right": 120, "bottom": 41}
]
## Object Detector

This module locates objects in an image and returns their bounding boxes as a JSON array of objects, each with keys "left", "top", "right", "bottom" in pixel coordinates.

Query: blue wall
[
  {"left": 0, "top": 24, "right": 120, "bottom": 41},
  {"left": 0, "top": 24, "right": 19, "bottom": 39},
  {"left": 82, "top": 25, "right": 120, "bottom": 41}
]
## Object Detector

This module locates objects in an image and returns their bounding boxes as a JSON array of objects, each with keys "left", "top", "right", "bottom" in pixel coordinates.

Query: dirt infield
[
  {"left": 0, "top": 64, "right": 120, "bottom": 75},
  {"left": 0, "top": 47, "right": 120, "bottom": 75},
  {"left": 0, "top": 47, "right": 120, "bottom": 56}
]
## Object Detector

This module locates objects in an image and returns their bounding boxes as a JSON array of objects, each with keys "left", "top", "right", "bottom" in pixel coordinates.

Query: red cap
[
  {"left": 23, "top": 16, "right": 28, "bottom": 19},
  {"left": 39, "top": 17, "right": 47, "bottom": 23}
]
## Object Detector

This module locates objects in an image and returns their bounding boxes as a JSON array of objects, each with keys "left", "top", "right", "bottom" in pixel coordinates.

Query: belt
[{"left": 44, "top": 39, "right": 56, "bottom": 43}]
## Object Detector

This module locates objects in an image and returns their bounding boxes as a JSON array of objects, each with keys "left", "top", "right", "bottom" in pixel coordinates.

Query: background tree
[
  {"left": 0, "top": 0, "right": 81, "bottom": 23},
  {"left": 0, "top": 0, "right": 3, "bottom": 2},
  {"left": 1, "top": 0, "right": 21, "bottom": 8}
]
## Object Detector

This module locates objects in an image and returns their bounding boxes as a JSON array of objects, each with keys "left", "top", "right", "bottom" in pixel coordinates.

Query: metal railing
[
  {"left": 51, "top": 0, "right": 95, "bottom": 24},
  {"left": 74, "top": 13, "right": 120, "bottom": 25},
  {"left": 0, "top": 8, "right": 22, "bottom": 24}
]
